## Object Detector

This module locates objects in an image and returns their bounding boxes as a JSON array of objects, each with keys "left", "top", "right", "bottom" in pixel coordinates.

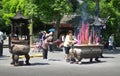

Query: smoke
[
  {"left": 74, "top": 0, "right": 89, "bottom": 38},
  {"left": 81, "top": 0, "right": 89, "bottom": 23},
  {"left": 77, "top": 0, "right": 84, "bottom": 4}
]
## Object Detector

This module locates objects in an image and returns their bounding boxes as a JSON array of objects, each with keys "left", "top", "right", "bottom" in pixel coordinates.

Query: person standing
[
  {"left": 0, "top": 29, "right": 4, "bottom": 56},
  {"left": 64, "top": 30, "right": 76, "bottom": 62},
  {"left": 61, "top": 34, "right": 65, "bottom": 53},
  {"left": 41, "top": 35, "right": 58, "bottom": 60},
  {"left": 47, "top": 32, "right": 54, "bottom": 52},
  {"left": 42, "top": 31, "right": 47, "bottom": 43},
  {"left": 41, "top": 37, "right": 51, "bottom": 60},
  {"left": 38, "top": 31, "right": 43, "bottom": 45},
  {"left": 108, "top": 33, "right": 114, "bottom": 50}
]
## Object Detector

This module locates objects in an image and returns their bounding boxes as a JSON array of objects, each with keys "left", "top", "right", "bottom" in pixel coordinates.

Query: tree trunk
[{"left": 54, "top": 17, "right": 61, "bottom": 39}]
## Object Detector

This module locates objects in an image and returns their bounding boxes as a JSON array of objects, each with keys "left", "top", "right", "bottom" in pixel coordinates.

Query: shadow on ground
[
  {"left": 103, "top": 49, "right": 120, "bottom": 54},
  {"left": 48, "top": 59, "right": 62, "bottom": 61},
  {"left": 81, "top": 60, "right": 106, "bottom": 65},
  {"left": 30, "top": 62, "right": 50, "bottom": 66}
]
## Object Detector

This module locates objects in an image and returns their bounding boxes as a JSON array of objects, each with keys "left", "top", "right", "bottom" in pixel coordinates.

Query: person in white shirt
[
  {"left": 64, "top": 30, "right": 76, "bottom": 62},
  {"left": 0, "top": 30, "right": 3, "bottom": 56},
  {"left": 108, "top": 33, "right": 114, "bottom": 50}
]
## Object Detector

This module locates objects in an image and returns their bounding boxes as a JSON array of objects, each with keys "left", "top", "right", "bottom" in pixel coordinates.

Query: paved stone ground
[{"left": 0, "top": 38, "right": 120, "bottom": 76}]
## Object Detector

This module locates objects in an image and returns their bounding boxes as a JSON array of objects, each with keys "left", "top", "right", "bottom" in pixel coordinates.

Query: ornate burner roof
[
  {"left": 10, "top": 9, "right": 29, "bottom": 24},
  {"left": 91, "top": 16, "right": 110, "bottom": 27}
]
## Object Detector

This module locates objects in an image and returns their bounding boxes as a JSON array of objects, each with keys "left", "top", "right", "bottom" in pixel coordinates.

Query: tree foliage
[
  {"left": 87, "top": 0, "right": 120, "bottom": 46},
  {"left": 36, "top": 0, "right": 73, "bottom": 23},
  {"left": 0, "top": 0, "right": 120, "bottom": 42},
  {"left": 0, "top": 0, "right": 73, "bottom": 38},
  {"left": 35, "top": 0, "right": 73, "bottom": 38}
]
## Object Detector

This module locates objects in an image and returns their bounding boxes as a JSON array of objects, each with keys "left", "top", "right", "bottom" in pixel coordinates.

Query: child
[{"left": 33, "top": 41, "right": 41, "bottom": 52}]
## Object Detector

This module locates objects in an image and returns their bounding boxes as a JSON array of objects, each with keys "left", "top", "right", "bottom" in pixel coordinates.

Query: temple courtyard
[{"left": 0, "top": 46, "right": 120, "bottom": 76}]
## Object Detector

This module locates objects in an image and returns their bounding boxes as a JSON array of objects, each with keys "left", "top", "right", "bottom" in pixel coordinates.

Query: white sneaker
[{"left": 43, "top": 59, "right": 48, "bottom": 61}]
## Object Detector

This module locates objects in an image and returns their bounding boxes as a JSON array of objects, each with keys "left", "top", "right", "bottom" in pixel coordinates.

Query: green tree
[
  {"left": 0, "top": 0, "right": 6, "bottom": 32},
  {"left": 36, "top": 0, "right": 73, "bottom": 39},
  {"left": 99, "top": 0, "right": 120, "bottom": 45},
  {"left": 1, "top": 0, "right": 73, "bottom": 39},
  {"left": 1, "top": 0, "right": 39, "bottom": 45},
  {"left": 1, "top": 0, "right": 38, "bottom": 24},
  {"left": 87, "top": 0, "right": 120, "bottom": 46}
]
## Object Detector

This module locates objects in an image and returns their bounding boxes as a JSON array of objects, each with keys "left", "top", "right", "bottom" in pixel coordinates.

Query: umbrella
[{"left": 48, "top": 28, "right": 55, "bottom": 32}]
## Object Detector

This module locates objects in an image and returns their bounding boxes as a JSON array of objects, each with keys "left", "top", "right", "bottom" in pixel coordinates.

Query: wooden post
[{"left": 30, "top": 18, "right": 33, "bottom": 47}]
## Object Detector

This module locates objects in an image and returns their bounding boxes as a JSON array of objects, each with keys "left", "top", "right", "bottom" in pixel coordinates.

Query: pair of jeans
[
  {"left": 48, "top": 44, "right": 53, "bottom": 52},
  {"left": 108, "top": 45, "right": 113, "bottom": 50},
  {"left": 42, "top": 48, "right": 48, "bottom": 59}
]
